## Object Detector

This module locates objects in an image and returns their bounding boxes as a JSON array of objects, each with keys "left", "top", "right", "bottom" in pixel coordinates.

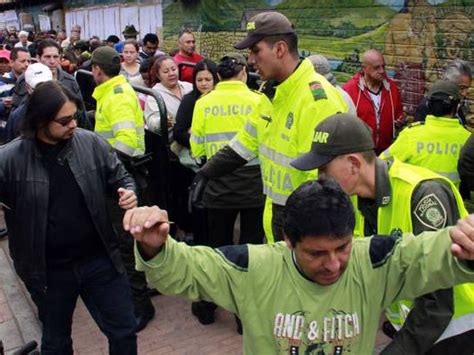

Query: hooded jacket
[{"left": 343, "top": 72, "right": 403, "bottom": 154}]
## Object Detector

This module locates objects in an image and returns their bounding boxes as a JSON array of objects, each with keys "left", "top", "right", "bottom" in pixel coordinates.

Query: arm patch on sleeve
[
  {"left": 309, "top": 81, "right": 327, "bottom": 100},
  {"left": 216, "top": 245, "right": 249, "bottom": 272},
  {"left": 369, "top": 235, "right": 399, "bottom": 268},
  {"left": 413, "top": 193, "right": 447, "bottom": 230}
]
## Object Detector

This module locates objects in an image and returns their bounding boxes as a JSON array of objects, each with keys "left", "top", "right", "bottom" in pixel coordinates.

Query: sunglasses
[{"left": 53, "top": 111, "right": 81, "bottom": 126}]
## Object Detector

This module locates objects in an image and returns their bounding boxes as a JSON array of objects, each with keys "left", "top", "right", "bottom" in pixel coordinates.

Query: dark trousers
[
  {"left": 28, "top": 256, "right": 137, "bottom": 355},
  {"left": 207, "top": 207, "right": 265, "bottom": 248},
  {"left": 107, "top": 195, "right": 154, "bottom": 316},
  {"left": 168, "top": 160, "right": 194, "bottom": 233}
]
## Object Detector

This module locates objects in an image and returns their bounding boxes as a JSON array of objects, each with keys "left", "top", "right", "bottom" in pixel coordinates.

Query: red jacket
[
  {"left": 343, "top": 72, "right": 404, "bottom": 154},
  {"left": 173, "top": 52, "right": 203, "bottom": 83}
]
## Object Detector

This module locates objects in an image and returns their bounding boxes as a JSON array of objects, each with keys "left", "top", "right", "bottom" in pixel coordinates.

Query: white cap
[{"left": 25, "top": 63, "right": 53, "bottom": 89}]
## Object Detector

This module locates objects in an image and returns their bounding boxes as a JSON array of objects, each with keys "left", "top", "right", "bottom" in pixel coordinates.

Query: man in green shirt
[
  {"left": 291, "top": 113, "right": 473, "bottom": 353},
  {"left": 126, "top": 179, "right": 474, "bottom": 354}
]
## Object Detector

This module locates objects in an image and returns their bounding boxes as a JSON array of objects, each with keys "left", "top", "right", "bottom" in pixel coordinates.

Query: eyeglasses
[{"left": 53, "top": 112, "right": 80, "bottom": 126}]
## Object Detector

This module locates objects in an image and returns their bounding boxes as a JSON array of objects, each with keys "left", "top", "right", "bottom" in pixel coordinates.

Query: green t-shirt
[{"left": 136, "top": 229, "right": 474, "bottom": 354}]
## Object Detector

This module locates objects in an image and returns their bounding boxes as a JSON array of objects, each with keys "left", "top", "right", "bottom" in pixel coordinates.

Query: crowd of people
[{"left": 0, "top": 10, "right": 473, "bottom": 355}]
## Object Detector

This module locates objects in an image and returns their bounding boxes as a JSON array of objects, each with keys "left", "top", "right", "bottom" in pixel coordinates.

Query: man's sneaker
[
  {"left": 135, "top": 305, "right": 155, "bottom": 332},
  {"left": 191, "top": 301, "right": 216, "bottom": 325}
]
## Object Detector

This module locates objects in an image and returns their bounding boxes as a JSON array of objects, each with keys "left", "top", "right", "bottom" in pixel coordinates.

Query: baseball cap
[
  {"left": 91, "top": 46, "right": 121, "bottom": 67},
  {"left": 291, "top": 113, "right": 374, "bottom": 171},
  {"left": 25, "top": 63, "right": 53, "bottom": 89},
  {"left": 220, "top": 52, "right": 247, "bottom": 66},
  {"left": 234, "top": 12, "right": 295, "bottom": 50},
  {"left": 0, "top": 49, "right": 10, "bottom": 61},
  {"left": 426, "top": 80, "right": 461, "bottom": 101}
]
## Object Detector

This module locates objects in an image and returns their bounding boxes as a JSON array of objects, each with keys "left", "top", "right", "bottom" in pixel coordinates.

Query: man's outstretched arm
[{"left": 125, "top": 206, "right": 249, "bottom": 315}]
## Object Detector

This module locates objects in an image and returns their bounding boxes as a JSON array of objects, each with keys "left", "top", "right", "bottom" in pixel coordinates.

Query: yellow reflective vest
[
  {"left": 93, "top": 74, "right": 145, "bottom": 157},
  {"left": 190, "top": 80, "right": 271, "bottom": 162},
  {"left": 354, "top": 159, "right": 474, "bottom": 341},
  {"left": 381, "top": 115, "right": 471, "bottom": 188},
  {"left": 229, "top": 59, "right": 347, "bottom": 240}
]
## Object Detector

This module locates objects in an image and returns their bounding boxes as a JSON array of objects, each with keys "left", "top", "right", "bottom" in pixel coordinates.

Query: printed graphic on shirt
[
  {"left": 414, "top": 193, "right": 447, "bottom": 230},
  {"left": 273, "top": 310, "right": 360, "bottom": 354}
]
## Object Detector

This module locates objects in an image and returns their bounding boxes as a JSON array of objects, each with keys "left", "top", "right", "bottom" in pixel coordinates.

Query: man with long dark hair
[{"left": 0, "top": 81, "right": 137, "bottom": 354}]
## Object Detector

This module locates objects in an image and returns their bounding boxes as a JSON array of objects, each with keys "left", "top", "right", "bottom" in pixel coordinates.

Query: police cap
[
  {"left": 234, "top": 12, "right": 295, "bottom": 50},
  {"left": 291, "top": 113, "right": 374, "bottom": 171}
]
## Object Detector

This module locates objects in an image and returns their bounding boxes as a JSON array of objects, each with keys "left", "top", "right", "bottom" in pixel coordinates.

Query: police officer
[
  {"left": 191, "top": 12, "right": 346, "bottom": 242},
  {"left": 292, "top": 113, "right": 474, "bottom": 354},
  {"left": 189, "top": 53, "right": 269, "bottom": 326},
  {"left": 382, "top": 80, "right": 471, "bottom": 188},
  {"left": 91, "top": 46, "right": 155, "bottom": 331},
  {"left": 191, "top": 53, "right": 268, "bottom": 247}
]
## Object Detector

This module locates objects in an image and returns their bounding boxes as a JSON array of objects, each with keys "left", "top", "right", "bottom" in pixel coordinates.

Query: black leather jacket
[{"left": 0, "top": 129, "right": 135, "bottom": 290}]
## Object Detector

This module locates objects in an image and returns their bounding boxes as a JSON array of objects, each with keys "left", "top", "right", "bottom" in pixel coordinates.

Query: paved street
[{"left": 0, "top": 212, "right": 390, "bottom": 354}]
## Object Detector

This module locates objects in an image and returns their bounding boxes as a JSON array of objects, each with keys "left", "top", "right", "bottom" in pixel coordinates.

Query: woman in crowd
[
  {"left": 189, "top": 53, "right": 269, "bottom": 328},
  {"left": 173, "top": 59, "right": 219, "bottom": 149},
  {"left": 144, "top": 55, "right": 193, "bottom": 241},
  {"left": 145, "top": 55, "right": 192, "bottom": 136},
  {"left": 120, "top": 39, "right": 141, "bottom": 81},
  {"left": 171, "top": 59, "right": 219, "bottom": 247}
]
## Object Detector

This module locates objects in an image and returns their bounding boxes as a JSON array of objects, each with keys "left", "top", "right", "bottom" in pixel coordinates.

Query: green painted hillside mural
[{"left": 162, "top": 0, "right": 473, "bottom": 115}]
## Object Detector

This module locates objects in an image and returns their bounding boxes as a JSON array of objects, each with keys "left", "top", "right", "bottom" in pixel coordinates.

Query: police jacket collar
[
  {"left": 425, "top": 115, "right": 462, "bottom": 127},
  {"left": 274, "top": 58, "right": 313, "bottom": 97},
  {"left": 358, "top": 158, "right": 392, "bottom": 209},
  {"left": 92, "top": 74, "right": 127, "bottom": 101},
  {"left": 214, "top": 80, "right": 248, "bottom": 91}
]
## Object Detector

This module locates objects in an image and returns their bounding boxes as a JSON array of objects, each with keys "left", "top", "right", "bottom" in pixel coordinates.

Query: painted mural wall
[{"left": 162, "top": 0, "right": 473, "bottom": 116}]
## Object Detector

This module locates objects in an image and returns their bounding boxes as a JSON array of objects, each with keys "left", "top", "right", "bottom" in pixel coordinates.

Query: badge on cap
[
  {"left": 313, "top": 131, "right": 329, "bottom": 144},
  {"left": 309, "top": 81, "right": 327, "bottom": 101},
  {"left": 246, "top": 22, "right": 256, "bottom": 31}
]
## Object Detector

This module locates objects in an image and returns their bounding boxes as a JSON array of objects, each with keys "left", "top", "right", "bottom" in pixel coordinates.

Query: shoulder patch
[
  {"left": 369, "top": 234, "right": 400, "bottom": 268},
  {"left": 216, "top": 244, "right": 249, "bottom": 271},
  {"left": 309, "top": 81, "right": 327, "bottom": 100},
  {"left": 414, "top": 193, "right": 447, "bottom": 230},
  {"left": 113, "top": 85, "right": 123, "bottom": 94}
]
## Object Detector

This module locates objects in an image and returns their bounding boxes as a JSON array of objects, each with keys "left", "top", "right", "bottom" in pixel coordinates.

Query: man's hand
[
  {"left": 450, "top": 215, "right": 474, "bottom": 260},
  {"left": 123, "top": 206, "right": 170, "bottom": 259},
  {"left": 118, "top": 187, "right": 137, "bottom": 210}
]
